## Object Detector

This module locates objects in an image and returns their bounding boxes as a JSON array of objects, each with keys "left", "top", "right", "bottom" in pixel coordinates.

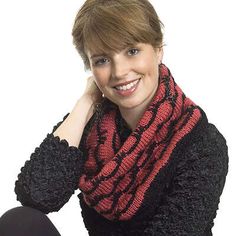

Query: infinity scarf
[{"left": 78, "top": 64, "right": 202, "bottom": 221}]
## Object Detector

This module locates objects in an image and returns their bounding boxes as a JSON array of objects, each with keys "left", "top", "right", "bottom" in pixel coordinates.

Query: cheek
[
  {"left": 93, "top": 79, "right": 103, "bottom": 92},
  {"left": 92, "top": 69, "right": 109, "bottom": 91},
  {"left": 136, "top": 60, "right": 157, "bottom": 77}
]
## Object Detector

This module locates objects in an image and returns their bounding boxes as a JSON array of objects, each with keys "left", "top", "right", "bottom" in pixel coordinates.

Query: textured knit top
[{"left": 15, "top": 108, "right": 228, "bottom": 236}]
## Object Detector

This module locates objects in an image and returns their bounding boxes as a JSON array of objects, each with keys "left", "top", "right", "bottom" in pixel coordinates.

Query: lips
[
  {"left": 113, "top": 78, "right": 141, "bottom": 96},
  {"left": 115, "top": 79, "right": 140, "bottom": 91},
  {"left": 113, "top": 78, "right": 141, "bottom": 89}
]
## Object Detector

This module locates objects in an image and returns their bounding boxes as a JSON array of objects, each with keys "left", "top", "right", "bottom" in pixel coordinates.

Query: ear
[{"left": 156, "top": 46, "right": 164, "bottom": 65}]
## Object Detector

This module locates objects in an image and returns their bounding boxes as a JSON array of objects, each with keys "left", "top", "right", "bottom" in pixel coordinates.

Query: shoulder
[
  {"left": 188, "top": 120, "right": 228, "bottom": 160},
  {"left": 176, "top": 109, "right": 229, "bottom": 179},
  {"left": 182, "top": 107, "right": 228, "bottom": 157},
  {"left": 192, "top": 121, "right": 228, "bottom": 154}
]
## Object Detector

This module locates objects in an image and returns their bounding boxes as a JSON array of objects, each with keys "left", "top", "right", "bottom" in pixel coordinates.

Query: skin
[{"left": 86, "top": 43, "right": 163, "bottom": 130}]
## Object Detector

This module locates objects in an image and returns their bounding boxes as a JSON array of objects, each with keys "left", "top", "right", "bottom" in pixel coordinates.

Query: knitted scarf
[{"left": 78, "top": 64, "right": 202, "bottom": 221}]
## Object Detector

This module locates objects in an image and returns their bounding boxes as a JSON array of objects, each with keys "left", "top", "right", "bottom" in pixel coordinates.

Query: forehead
[
  {"left": 83, "top": 20, "right": 145, "bottom": 59},
  {"left": 86, "top": 43, "right": 136, "bottom": 59}
]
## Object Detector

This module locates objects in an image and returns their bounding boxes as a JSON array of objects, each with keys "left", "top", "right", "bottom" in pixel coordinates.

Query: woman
[{"left": 0, "top": 0, "right": 228, "bottom": 235}]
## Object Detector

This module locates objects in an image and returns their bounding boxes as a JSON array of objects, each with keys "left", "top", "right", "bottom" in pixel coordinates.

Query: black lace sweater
[{"left": 14, "top": 110, "right": 228, "bottom": 236}]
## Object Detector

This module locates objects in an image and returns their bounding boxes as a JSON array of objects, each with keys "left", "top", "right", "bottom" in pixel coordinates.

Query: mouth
[
  {"left": 113, "top": 78, "right": 141, "bottom": 91},
  {"left": 113, "top": 78, "right": 141, "bottom": 97}
]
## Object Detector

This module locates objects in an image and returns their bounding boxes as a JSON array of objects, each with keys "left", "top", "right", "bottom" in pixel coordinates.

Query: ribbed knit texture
[{"left": 78, "top": 64, "right": 202, "bottom": 221}]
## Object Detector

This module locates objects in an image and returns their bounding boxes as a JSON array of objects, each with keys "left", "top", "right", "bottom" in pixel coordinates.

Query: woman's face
[{"left": 87, "top": 43, "right": 163, "bottom": 111}]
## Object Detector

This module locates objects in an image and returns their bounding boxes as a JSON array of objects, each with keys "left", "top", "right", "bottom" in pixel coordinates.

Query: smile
[
  {"left": 114, "top": 79, "right": 140, "bottom": 91},
  {"left": 113, "top": 78, "right": 141, "bottom": 97}
]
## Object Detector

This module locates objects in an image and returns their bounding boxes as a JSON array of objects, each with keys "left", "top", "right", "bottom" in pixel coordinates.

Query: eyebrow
[
  {"left": 89, "top": 44, "right": 140, "bottom": 59},
  {"left": 90, "top": 53, "right": 108, "bottom": 59}
]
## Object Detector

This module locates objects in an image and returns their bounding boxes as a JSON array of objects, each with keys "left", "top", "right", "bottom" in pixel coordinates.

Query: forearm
[
  {"left": 15, "top": 133, "right": 84, "bottom": 213},
  {"left": 15, "top": 108, "right": 90, "bottom": 213},
  {"left": 15, "top": 77, "right": 102, "bottom": 212},
  {"left": 53, "top": 95, "right": 94, "bottom": 147}
]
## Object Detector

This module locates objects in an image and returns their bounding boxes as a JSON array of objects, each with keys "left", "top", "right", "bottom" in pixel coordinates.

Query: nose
[{"left": 111, "top": 54, "right": 130, "bottom": 79}]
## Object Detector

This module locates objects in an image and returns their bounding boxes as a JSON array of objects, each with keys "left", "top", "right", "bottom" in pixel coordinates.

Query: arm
[
  {"left": 14, "top": 113, "right": 85, "bottom": 214},
  {"left": 52, "top": 95, "right": 94, "bottom": 147},
  {"left": 15, "top": 77, "right": 102, "bottom": 214},
  {"left": 53, "top": 76, "right": 102, "bottom": 147},
  {"left": 143, "top": 124, "right": 229, "bottom": 236}
]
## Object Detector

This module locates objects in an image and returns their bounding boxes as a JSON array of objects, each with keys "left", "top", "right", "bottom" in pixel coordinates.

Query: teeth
[{"left": 115, "top": 79, "right": 139, "bottom": 91}]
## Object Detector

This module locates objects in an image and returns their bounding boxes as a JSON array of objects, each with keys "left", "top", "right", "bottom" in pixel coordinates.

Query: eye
[
  {"left": 94, "top": 58, "right": 109, "bottom": 66},
  {"left": 127, "top": 48, "right": 139, "bottom": 56}
]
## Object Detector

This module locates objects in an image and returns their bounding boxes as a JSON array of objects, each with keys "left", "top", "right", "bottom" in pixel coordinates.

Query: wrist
[{"left": 76, "top": 95, "right": 96, "bottom": 123}]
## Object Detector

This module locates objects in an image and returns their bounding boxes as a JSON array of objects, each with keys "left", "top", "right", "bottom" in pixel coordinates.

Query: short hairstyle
[{"left": 72, "top": 0, "right": 164, "bottom": 70}]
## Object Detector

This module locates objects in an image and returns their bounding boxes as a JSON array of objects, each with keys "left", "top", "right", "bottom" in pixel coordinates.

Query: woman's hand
[
  {"left": 52, "top": 76, "right": 103, "bottom": 147},
  {"left": 80, "top": 76, "right": 103, "bottom": 122},
  {"left": 82, "top": 76, "right": 103, "bottom": 104}
]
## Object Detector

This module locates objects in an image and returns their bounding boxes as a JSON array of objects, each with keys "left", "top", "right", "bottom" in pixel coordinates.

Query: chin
[{"left": 117, "top": 97, "right": 145, "bottom": 110}]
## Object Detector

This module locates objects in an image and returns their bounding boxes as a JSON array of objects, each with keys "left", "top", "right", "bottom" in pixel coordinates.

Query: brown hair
[{"left": 72, "top": 0, "right": 164, "bottom": 70}]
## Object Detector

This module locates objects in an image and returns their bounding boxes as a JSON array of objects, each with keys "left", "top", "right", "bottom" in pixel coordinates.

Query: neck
[
  {"left": 119, "top": 85, "right": 159, "bottom": 131},
  {"left": 119, "top": 106, "right": 145, "bottom": 131}
]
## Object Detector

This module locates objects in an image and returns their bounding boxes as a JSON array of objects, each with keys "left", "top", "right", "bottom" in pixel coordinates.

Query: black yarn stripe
[
  {"left": 89, "top": 173, "right": 125, "bottom": 208},
  {"left": 143, "top": 106, "right": 197, "bottom": 183},
  {"left": 86, "top": 88, "right": 175, "bottom": 208},
  {"left": 89, "top": 166, "right": 126, "bottom": 207},
  {"left": 136, "top": 106, "right": 197, "bottom": 193},
  {"left": 114, "top": 150, "right": 145, "bottom": 195},
  {"left": 114, "top": 155, "right": 164, "bottom": 219},
  {"left": 86, "top": 77, "right": 167, "bottom": 186},
  {"left": 177, "top": 105, "right": 198, "bottom": 132},
  {"left": 85, "top": 77, "right": 170, "bottom": 195},
  {"left": 93, "top": 122, "right": 108, "bottom": 173},
  {"left": 113, "top": 183, "right": 140, "bottom": 220},
  {"left": 90, "top": 147, "right": 148, "bottom": 208},
  {"left": 107, "top": 108, "right": 200, "bottom": 218},
  {"left": 84, "top": 73, "right": 190, "bottom": 212},
  {"left": 83, "top": 152, "right": 124, "bottom": 195},
  {"left": 112, "top": 131, "right": 120, "bottom": 154},
  {"left": 158, "top": 90, "right": 187, "bottom": 145},
  {"left": 159, "top": 77, "right": 185, "bottom": 142},
  {"left": 97, "top": 151, "right": 146, "bottom": 212},
  {"left": 89, "top": 149, "right": 145, "bottom": 208},
  {"left": 114, "top": 107, "right": 198, "bottom": 219},
  {"left": 116, "top": 106, "right": 199, "bottom": 216},
  {"left": 97, "top": 166, "right": 136, "bottom": 215},
  {"left": 121, "top": 75, "right": 171, "bottom": 156},
  {"left": 115, "top": 109, "right": 132, "bottom": 144},
  {"left": 97, "top": 103, "right": 198, "bottom": 218},
  {"left": 126, "top": 78, "right": 182, "bottom": 176},
  {"left": 145, "top": 140, "right": 159, "bottom": 158},
  {"left": 88, "top": 77, "right": 176, "bottom": 209},
  {"left": 138, "top": 106, "right": 198, "bottom": 191},
  {"left": 85, "top": 75, "right": 175, "bottom": 196}
]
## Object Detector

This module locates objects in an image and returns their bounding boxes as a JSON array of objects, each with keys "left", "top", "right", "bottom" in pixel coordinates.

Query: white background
[{"left": 0, "top": 0, "right": 235, "bottom": 235}]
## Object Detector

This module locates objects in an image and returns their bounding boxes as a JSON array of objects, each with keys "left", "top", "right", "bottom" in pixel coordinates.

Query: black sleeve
[
  {"left": 14, "top": 113, "right": 87, "bottom": 214},
  {"left": 143, "top": 124, "right": 229, "bottom": 236}
]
